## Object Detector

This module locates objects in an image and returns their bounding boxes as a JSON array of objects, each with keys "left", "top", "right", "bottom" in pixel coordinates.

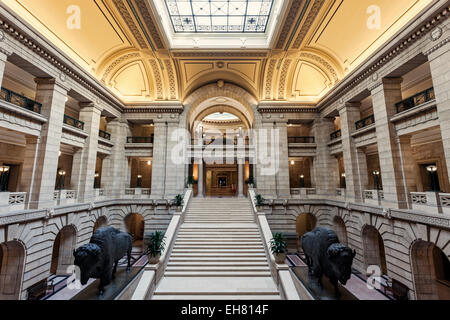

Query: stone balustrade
[
  {"left": 290, "top": 188, "right": 317, "bottom": 199},
  {"left": 411, "top": 192, "right": 450, "bottom": 215},
  {"left": 53, "top": 190, "right": 77, "bottom": 206},
  {"left": 124, "top": 188, "right": 151, "bottom": 199},
  {"left": 0, "top": 192, "right": 26, "bottom": 213},
  {"left": 364, "top": 189, "right": 384, "bottom": 206}
]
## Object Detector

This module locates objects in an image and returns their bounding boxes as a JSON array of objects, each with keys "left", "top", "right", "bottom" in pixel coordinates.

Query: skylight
[
  {"left": 164, "top": 0, "right": 274, "bottom": 33},
  {"left": 203, "top": 112, "right": 241, "bottom": 121}
]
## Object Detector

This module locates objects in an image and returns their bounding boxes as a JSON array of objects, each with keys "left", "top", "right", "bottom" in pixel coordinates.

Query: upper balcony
[
  {"left": 288, "top": 136, "right": 316, "bottom": 157},
  {"left": 125, "top": 136, "right": 154, "bottom": 158},
  {"left": 0, "top": 87, "right": 42, "bottom": 114}
]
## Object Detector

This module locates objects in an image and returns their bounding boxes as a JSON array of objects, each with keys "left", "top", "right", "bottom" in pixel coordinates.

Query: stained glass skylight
[{"left": 164, "top": 0, "right": 274, "bottom": 33}]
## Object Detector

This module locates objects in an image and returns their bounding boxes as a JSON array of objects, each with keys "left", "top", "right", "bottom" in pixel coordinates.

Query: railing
[
  {"left": 127, "top": 136, "right": 154, "bottom": 144},
  {"left": 125, "top": 188, "right": 136, "bottom": 196},
  {"left": 355, "top": 114, "right": 375, "bottom": 130},
  {"left": 99, "top": 129, "right": 111, "bottom": 140},
  {"left": 191, "top": 137, "right": 251, "bottom": 146},
  {"left": 8, "top": 192, "right": 26, "bottom": 205},
  {"left": 63, "top": 114, "right": 85, "bottom": 130},
  {"left": 330, "top": 130, "right": 342, "bottom": 141},
  {"left": 411, "top": 192, "right": 428, "bottom": 205},
  {"left": 288, "top": 136, "right": 315, "bottom": 144},
  {"left": 0, "top": 87, "right": 42, "bottom": 114},
  {"left": 395, "top": 87, "right": 435, "bottom": 113}
]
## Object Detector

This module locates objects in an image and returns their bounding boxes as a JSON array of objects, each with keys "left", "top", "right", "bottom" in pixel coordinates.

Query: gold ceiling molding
[
  {"left": 149, "top": 59, "right": 164, "bottom": 100},
  {"left": 275, "top": 0, "right": 304, "bottom": 49},
  {"left": 123, "top": 107, "right": 184, "bottom": 114},
  {"left": 278, "top": 59, "right": 293, "bottom": 99},
  {"left": 257, "top": 106, "right": 318, "bottom": 113},
  {"left": 318, "top": 4, "right": 450, "bottom": 112},
  {"left": 171, "top": 51, "right": 269, "bottom": 58},
  {"left": 133, "top": 0, "right": 165, "bottom": 49},
  {"left": 298, "top": 52, "right": 339, "bottom": 83},
  {"left": 264, "top": 59, "right": 277, "bottom": 100},
  {"left": 292, "top": 0, "right": 326, "bottom": 49},
  {"left": 101, "top": 52, "right": 141, "bottom": 82},
  {"left": 112, "top": 0, "right": 147, "bottom": 49},
  {"left": 164, "top": 59, "right": 178, "bottom": 100}
]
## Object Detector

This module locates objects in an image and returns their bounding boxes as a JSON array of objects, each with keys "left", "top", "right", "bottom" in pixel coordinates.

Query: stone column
[
  {"left": 312, "top": 117, "right": 339, "bottom": 196},
  {"left": 101, "top": 119, "right": 129, "bottom": 198},
  {"left": 371, "top": 78, "right": 408, "bottom": 209},
  {"left": 150, "top": 120, "right": 167, "bottom": 199},
  {"left": 28, "top": 78, "right": 67, "bottom": 209},
  {"left": 339, "top": 102, "right": 365, "bottom": 202},
  {"left": 197, "top": 159, "right": 204, "bottom": 198},
  {"left": 397, "top": 135, "right": 418, "bottom": 208},
  {"left": 428, "top": 38, "right": 450, "bottom": 188},
  {"left": 238, "top": 161, "right": 244, "bottom": 197},
  {"left": 255, "top": 122, "right": 275, "bottom": 198},
  {"left": 275, "top": 121, "right": 290, "bottom": 198},
  {"left": 71, "top": 102, "right": 102, "bottom": 203},
  {"left": 19, "top": 136, "right": 39, "bottom": 207},
  {"left": 0, "top": 49, "right": 11, "bottom": 87},
  {"left": 164, "top": 120, "right": 185, "bottom": 199}
]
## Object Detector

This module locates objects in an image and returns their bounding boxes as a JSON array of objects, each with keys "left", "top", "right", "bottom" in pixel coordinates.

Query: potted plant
[
  {"left": 270, "top": 233, "right": 287, "bottom": 264},
  {"left": 186, "top": 176, "right": 195, "bottom": 189},
  {"left": 245, "top": 177, "right": 255, "bottom": 189},
  {"left": 146, "top": 231, "right": 166, "bottom": 264},
  {"left": 172, "top": 194, "right": 184, "bottom": 212},
  {"left": 254, "top": 194, "right": 265, "bottom": 212}
]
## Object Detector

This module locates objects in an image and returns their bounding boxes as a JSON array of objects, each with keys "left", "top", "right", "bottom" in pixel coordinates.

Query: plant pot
[
  {"left": 247, "top": 184, "right": 254, "bottom": 189},
  {"left": 256, "top": 205, "right": 264, "bottom": 212},
  {"left": 176, "top": 206, "right": 182, "bottom": 212},
  {"left": 187, "top": 184, "right": 193, "bottom": 189},
  {"left": 148, "top": 254, "right": 161, "bottom": 264},
  {"left": 274, "top": 253, "right": 286, "bottom": 264}
]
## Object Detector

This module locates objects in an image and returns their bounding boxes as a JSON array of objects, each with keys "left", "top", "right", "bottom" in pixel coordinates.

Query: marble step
[
  {"left": 170, "top": 252, "right": 267, "bottom": 258},
  {"left": 169, "top": 257, "right": 268, "bottom": 262},
  {"left": 164, "top": 271, "right": 272, "bottom": 277},
  {"left": 152, "top": 294, "right": 281, "bottom": 300},
  {"left": 167, "top": 261, "right": 269, "bottom": 267}
]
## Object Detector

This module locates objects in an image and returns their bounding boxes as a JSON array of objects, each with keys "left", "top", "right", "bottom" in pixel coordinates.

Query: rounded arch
[
  {"left": 183, "top": 82, "right": 258, "bottom": 132},
  {"left": 124, "top": 213, "right": 145, "bottom": 250},
  {"left": 410, "top": 240, "right": 450, "bottom": 300},
  {"left": 333, "top": 215, "right": 348, "bottom": 246},
  {"left": 0, "top": 240, "right": 25, "bottom": 300},
  {"left": 361, "top": 225, "right": 387, "bottom": 275},
  {"left": 296, "top": 213, "right": 317, "bottom": 238},
  {"left": 192, "top": 105, "right": 251, "bottom": 133},
  {"left": 50, "top": 225, "right": 77, "bottom": 275},
  {"left": 93, "top": 216, "right": 108, "bottom": 232}
]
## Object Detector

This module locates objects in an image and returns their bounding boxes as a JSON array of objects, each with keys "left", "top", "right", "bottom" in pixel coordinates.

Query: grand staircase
[{"left": 152, "top": 197, "right": 281, "bottom": 300}]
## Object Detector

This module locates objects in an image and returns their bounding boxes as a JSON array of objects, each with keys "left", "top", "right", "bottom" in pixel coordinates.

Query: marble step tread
[
  {"left": 165, "top": 266, "right": 270, "bottom": 271},
  {"left": 152, "top": 295, "right": 281, "bottom": 300},
  {"left": 167, "top": 261, "right": 269, "bottom": 266},
  {"left": 163, "top": 271, "right": 273, "bottom": 277},
  {"left": 169, "top": 257, "right": 268, "bottom": 262},
  {"left": 170, "top": 252, "right": 267, "bottom": 257}
]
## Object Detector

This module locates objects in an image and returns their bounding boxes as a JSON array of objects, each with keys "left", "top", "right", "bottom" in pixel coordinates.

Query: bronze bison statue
[
  {"left": 301, "top": 227, "right": 356, "bottom": 298},
  {"left": 73, "top": 226, "right": 132, "bottom": 296}
]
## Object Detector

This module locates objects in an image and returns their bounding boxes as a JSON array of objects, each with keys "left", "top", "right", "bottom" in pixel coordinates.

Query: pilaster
[{"left": 150, "top": 120, "right": 167, "bottom": 199}]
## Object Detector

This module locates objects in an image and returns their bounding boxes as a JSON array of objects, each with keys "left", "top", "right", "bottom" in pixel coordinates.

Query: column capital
[
  {"left": 34, "top": 77, "right": 70, "bottom": 93},
  {"left": 369, "top": 77, "right": 403, "bottom": 93},
  {"left": 337, "top": 101, "right": 361, "bottom": 113},
  {"left": 79, "top": 101, "right": 103, "bottom": 113}
]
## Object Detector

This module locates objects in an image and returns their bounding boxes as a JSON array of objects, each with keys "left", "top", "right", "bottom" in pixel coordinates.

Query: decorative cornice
[
  {"left": 171, "top": 51, "right": 268, "bottom": 58},
  {"left": 101, "top": 52, "right": 140, "bottom": 82},
  {"left": 292, "top": 0, "right": 326, "bottom": 49},
  {"left": 424, "top": 35, "right": 450, "bottom": 56},
  {"left": 275, "top": 0, "right": 303, "bottom": 49},
  {"left": 257, "top": 107, "right": 318, "bottom": 114},
  {"left": 299, "top": 52, "right": 338, "bottom": 83},
  {"left": 112, "top": 0, "right": 148, "bottom": 49},
  {"left": 149, "top": 59, "right": 164, "bottom": 99},
  {"left": 318, "top": 4, "right": 449, "bottom": 112},
  {"left": 0, "top": 15, "right": 124, "bottom": 111},
  {"left": 123, "top": 107, "right": 184, "bottom": 114},
  {"left": 134, "top": 0, "right": 165, "bottom": 49}
]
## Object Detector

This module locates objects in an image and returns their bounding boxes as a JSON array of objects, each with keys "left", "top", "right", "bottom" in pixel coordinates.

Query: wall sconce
[
  {"left": 341, "top": 172, "right": 346, "bottom": 189},
  {"left": 291, "top": 160, "right": 295, "bottom": 166},
  {"left": 426, "top": 165, "right": 439, "bottom": 192},
  {"left": 147, "top": 160, "right": 152, "bottom": 166},
  {"left": 137, "top": 174, "right": 143, "bottom": 188},
  {"left": 341, "top": 173, "right": 346, "bottom": 178},
  {"left": 59, "top": 151, "right": 62, "bottom": 157},
  {"left": 0, "top": 166, "right": 10, "bottom": 173},
  {"left": 0, "top": 166, "right": 10, "bottom": 192},
  {"left": 94, "top": 172, "right": 99, "bottom": 178},
  {"left": 426, "top": 165, "right": 437, "bottom": 172},
  {"left": 299, "top": 174, "right": 305, "bottom": 188},
  {"left": 58, "top": 169, "right": 66, "bottom": 190}
]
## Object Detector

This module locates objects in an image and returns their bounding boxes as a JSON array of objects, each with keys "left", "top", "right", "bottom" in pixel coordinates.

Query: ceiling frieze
[
  {"left": 132, "top": 0, "right": 165, "bottom": 50},
  {"left": 275, "top": 0, "right": 304, "bottom": 49},
  {"left": 123, "top": 107, "right": 184, "bottom": 114},
  {"left": 112, "top": 0, "right": 148, "bottom": 49},
  {"left": 171, "top": 51, "right": 269, "bottom": 58},
  {"left": 101, "top": 52, "right": 141, "bottom": 82},
  {"left": 291, "top": 0, "right": 326, "bottom": 49}
]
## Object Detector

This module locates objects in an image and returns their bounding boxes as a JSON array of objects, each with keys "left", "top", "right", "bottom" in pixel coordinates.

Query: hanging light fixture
[{"left": 426, "top": 165, "right": 437, "bottom": 172}]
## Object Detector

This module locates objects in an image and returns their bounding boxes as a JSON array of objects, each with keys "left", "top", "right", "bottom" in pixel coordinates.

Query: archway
[
  {"left": 124, "top": 213, "right": 145, "bottom": 251},
  {"left": 411, "top": 241, "right": 450, "bottom": 300},
  {"left": 362, "top": 226, "right": 387, "bottom": 275},
  {"left": 333, "top": 216, "right": 348, "bottom": 246},
  {"left": 50, "top": 225, "right": 77, "bottom": 275},
  {"left": 0, "top": 240, "right": 25, "bottom": 300},
  {"left": 93, "top": 216, "right": 107, "bottom": 232},
  {"left": 296, "top": 213, "right": 317, "bottom": 250}
]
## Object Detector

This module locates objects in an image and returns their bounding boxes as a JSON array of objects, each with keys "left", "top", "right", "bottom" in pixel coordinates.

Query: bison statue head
[
  {"left": 327, "top": 243, "right": 356, "bottom": 285},
  {"left": 73, "top": 243, "right": 103, "bottom": 285}
]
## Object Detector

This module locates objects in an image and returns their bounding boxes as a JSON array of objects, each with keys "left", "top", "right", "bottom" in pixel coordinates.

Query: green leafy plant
[
  {"left": 254, "top": 194, "right": 265, "bottom": 207},
  {"left": 270, "top": 233, "right": 287, "bottom": 255},
  {"left": 172, "top": 194, "right": 184, "bottom": 207},
  {"left": 147, "top": 231, "right": 166, "bottom": 257},
  {"left": 245, "top": 177, "right": 254, "bottom": 185},
  {"left": 187, "top": 176, "right": 195, "bottom": 186}
]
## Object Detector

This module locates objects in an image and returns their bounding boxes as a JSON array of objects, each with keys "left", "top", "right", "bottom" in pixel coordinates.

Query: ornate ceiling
[{"left": 2, "top": 0, "right": 433, "bottom": 105}]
